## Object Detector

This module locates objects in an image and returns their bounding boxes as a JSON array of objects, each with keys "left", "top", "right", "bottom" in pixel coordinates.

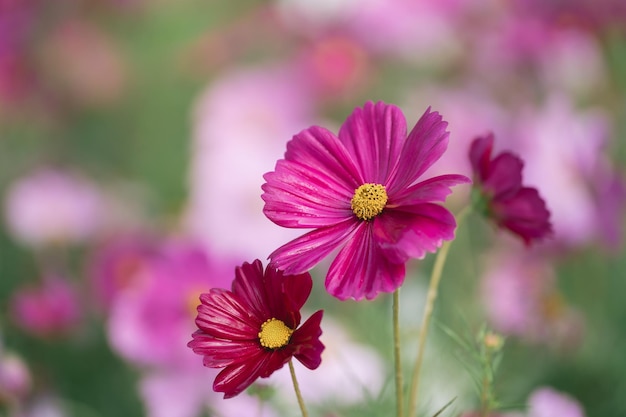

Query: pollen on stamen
[
  {"left": 351, "top": 183, "right": 388, "bottom": 221},
  {"left": 258, "top": 318, "right": 293, "bottom": 349}
]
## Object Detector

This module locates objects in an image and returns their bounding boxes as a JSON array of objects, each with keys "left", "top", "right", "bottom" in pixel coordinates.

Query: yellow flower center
[
  {"left": 258, "top": 318, "right": 293, "bottom": 349},
  {"left": 351, "top": 183, "right": 388, "bottom": 220}
]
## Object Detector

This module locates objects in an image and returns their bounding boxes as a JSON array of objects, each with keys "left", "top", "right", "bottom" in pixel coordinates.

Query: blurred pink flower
[
  {"left": 10, "top": 277, "right": 82, "bottom": 337},
  {"left": 38, "top": 19, "right": 128, "bottom": 107},
  {"left": 107, "top": 239, "right": 235, "bottom": 368},
  {"left": 4, "top": 169, "right": 104, "bottom": 247},
  {"left": 527, "top": 387, "right": 585, "bottom": 417},
  {"left": 0, "top": 351, "right": 31, "bottom": 401},
  {"left": 510, "top": 95, "right": 622, "bottom": 248},
  {"left": 139, "top": 367, "right": 278, "bottom": 417},
  {"left": 481, "top": 249, "right": 584, "bottom": 348},
  {"left": 184, "top": 65, "right": 316, "bottom": 261},
  {"left": 87, "top": 233, "right": 159, "bottom": 312}
]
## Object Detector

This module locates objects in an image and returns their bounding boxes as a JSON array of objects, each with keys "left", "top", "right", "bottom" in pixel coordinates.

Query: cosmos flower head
[
  {"left": 262, "top": 100, "right": 470, "bottom": 300},
  {"left": 469, "top": 133, "right": 552, "bottom": 245},
  {"left": 188, "top": 259, "right": 324, "bottom": 399}
]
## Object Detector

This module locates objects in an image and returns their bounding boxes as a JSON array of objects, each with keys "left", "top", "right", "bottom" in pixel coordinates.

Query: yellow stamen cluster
[
  {"left": 258, "top": 318, "right": 293, "bottom": 349},
  {"left": 351, "top": 183, "right": 388, "bottom": 221}
]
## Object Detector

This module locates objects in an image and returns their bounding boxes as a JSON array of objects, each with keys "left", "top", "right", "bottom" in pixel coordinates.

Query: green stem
[
  {"left": 289, "top": 359, "right": 309, "bottom": 417},
  {"left": 407, "top": 206, "right": 470, "bottom": 417},
  {"left": 393, "top": 289, "right": 404, "bottom": 417}
]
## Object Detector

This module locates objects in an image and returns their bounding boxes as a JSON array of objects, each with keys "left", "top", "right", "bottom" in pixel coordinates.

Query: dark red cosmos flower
[
  {"left": 469, "top": 133, "right": 552, "bottom": 245},
  {"left": 187, "top": 259, "right": 324, "bottom": 399}
]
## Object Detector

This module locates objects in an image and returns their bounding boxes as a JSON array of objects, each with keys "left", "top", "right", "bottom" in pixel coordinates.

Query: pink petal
[
  {"left": 374, "top": 204, "right": 457, "bottom": 264},
  {"left": 269, "top": 218, "right": 358, "bottom": 275},
  {"left": 195, "top": 290, "right": 260, "bottom": 341},
  {"left": 337, "top": 101, "right": 407, "bottom": 183},
  {"left": 263, "top": 126, "right": 362, "bottom": 228},
  {"left": 494, "top": 187, "right": 552, "bottom": 245},
  {"left": 387, "top": 108, "right": 450, "bottom": 194},
  {"left": 391, "top": 174, "right": 471, "bottom": 206},
  {"left": 325, "top": 224, "right": 406, "bottom": 300}
]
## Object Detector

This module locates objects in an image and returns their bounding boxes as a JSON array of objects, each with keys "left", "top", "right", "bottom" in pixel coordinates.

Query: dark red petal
[
  {"left": 290, "top": 310, "right": 325, "bottom": 370},
  {"left": 469, "top": 134, "right": 494, "bottom": 181},
  {"left": 188, "top": 331, "right": 260, "bottom": 368},
  {"left": 213, "top": 349, "right": 271, "bottom": 399},
  {"left": 195, "top": 289, "right": 260, "bottom": 340},
  {"left": 231, "top": 260, "right": 269, "bottom": 320},
  {"left": 493, "top": 187, "right": 553, "bottom": 245},
  {"left": 337, "top": 101, "right": 407, "bottom": 184},
  {"left": 263, "top": 266, "right": 312, "bottom": 329}
]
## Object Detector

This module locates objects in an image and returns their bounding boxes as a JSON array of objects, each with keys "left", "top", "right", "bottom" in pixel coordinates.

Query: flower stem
[
  {"left": 289, "top": 359, "right": 309, "bottom": 417},
  {"left": 393, "top": 289, "right": 404, "bottom": 417},
  {"left": 407, "top": 206, "right": 471, "bottom": 417}
]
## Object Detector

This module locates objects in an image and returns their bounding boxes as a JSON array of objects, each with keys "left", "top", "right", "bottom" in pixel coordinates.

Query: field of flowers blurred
[{"left": 1, "top": 0, "right": 626, "bottom": 416}]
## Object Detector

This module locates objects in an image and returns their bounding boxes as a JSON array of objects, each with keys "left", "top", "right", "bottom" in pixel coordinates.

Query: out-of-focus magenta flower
[
  {"left": 184, "top": 65, "right": 316, "bottom": 261},
  {"left": 470, "top": 133, "right": 552, "bottom": 245},
  {"left": 10, "top": 277, "right": 82, "bottom": 337},
  {"left": 262, "top": 101, "right": 470, "bottom": 300},
  {"left": 0, "top": 351, "right": 31, "bottom": 401},
  {"left": 481, "top": 250, "right": 584, "bottom": 348},
  {"left": 39, "top": 19, "right": 128, "bottom": 107},
  {"left": 511, "top": 96, "right": 622, "bottom": 248},
  {"left": 527, "top": 387, "right": 586, "bottom": 417},
  {"left": 188, "top": 259, "right": 324, "bottom": 399},
  {"left": 139, "top": 367, "right": 279, "bottom": 417},
  {"left": 107, "top": 240, "right": 235, "bottom": 368},
  {"left": 87, "top": 233, "right": 159, "bottom": 312},
  {"left": 4, "top": 169, "right": 104, "bottom": 247}
]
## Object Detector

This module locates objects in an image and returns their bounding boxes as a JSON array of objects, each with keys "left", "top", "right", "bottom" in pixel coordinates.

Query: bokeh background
[{"left": 1, "top": 0, "right": 626, "bottom": 416}]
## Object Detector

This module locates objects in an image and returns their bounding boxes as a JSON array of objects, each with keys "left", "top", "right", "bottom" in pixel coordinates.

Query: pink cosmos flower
[
  {"left": 3, "top": 169, "right": 104, "bottom": 247},
  {"left": 527, "top": 387, "right": 585, "bottom": 417},
  {"left": 469, "top": 133, "right": 552, "bottom": 245},
  {"left": 262, "top": 101, "right": 470, "bottom": 300},
  {"left": 107, "top": 239, "right": 234, "bottom": 368},
  {"left": 188, "top": 259, "right": 324, "bottom": 399},
  {"left": 10, "top": 276, "right": 82, "bottom": 337}
]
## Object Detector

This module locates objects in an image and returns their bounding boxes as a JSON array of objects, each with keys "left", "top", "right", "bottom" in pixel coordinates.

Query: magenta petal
[
  {"left": 374, "top": 204, "right": 457, "bottom": 264},
  {"left": 338, "top": 101, "right": 407, "bottom": 183},
  {"left": 262, "top": 267, "right": 309, "bottom": 329},
  {"left": 325, "top": 224, "right": 406, "bottom": 300},
  {"left": 392, "top": 174, "right": 471, "bottom": 206},
  {"left": 290, "top": 310, "right": 324, "bottom": 370},
  {"left": 269, "top": 218, "right": 358, "bottom": 275},
  {"left": 263, "top": 125, "right": 362, "bottom": 227},
  {"left": 469, "top": 134, "right": 494, "bottom": 179},
  {"left": 387, "top": 108, "right": 450, "bottom": 194},
  {"left": 493, "top": 187, "right": 552, "bottom": 245},
  {"left": 195, "top": 290, "right": 260, "bottom": 340},
  {"left": 484, "top": 152, "right": 523, "bottom": 198}
]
